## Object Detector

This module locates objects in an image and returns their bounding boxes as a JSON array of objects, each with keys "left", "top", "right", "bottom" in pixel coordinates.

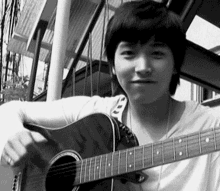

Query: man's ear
[
  {"left": 173, "top": 68, "right": 177, "bottom": 75},
  {"left": 112, "top": 66, "right": 116, "bottom": 75}
]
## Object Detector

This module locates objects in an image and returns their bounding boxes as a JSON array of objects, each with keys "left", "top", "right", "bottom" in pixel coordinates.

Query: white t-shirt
[
  {"left": 1, "top": 95, "right": 220, "bottom": 191},
  {"left": 60, "top": 95, "right": 220, "bottom": 191}
]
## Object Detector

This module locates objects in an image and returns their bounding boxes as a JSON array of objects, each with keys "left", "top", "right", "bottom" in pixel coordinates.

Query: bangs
[
  {"left": 113, "top": 19, "right": 156, "bottom": 44},
  {"left": 109, "top": 1, "right": 168, "bottom": 45},
  {"left": 113, "top": 17, "right": 178, "bottom": 45}
]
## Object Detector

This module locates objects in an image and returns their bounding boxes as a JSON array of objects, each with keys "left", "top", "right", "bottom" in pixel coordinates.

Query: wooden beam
[
  {"left": 13, "top": 32, "right": 88, "bottom": 63},
  {"left": 26, "top": 0, "right": 57, "bottom": 53}
]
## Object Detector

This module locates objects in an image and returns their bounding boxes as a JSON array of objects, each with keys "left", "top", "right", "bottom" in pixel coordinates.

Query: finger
[
  {"left": 4, "top": 139, "right": 24, "bottom": 167},
  {"left": 24, "top": 124, "right": 56, "bottom": 144},
  {"left": 31, "top": 131, "right": 62, "bottom": 153},
  {"left": 19, "top": 132, "right": 48, "bottom": 170},
  {"left": 31, "top": 131, "right": 61, "bottom": 150},
  {"left": 29, "top": 131, "right": 48, "bottom": 143},
  {"left": 7, "top": 131, "right": 37, "bottom": 166},
  {"left": 1, "top": 149, "right": 11, "bottom": 166}
]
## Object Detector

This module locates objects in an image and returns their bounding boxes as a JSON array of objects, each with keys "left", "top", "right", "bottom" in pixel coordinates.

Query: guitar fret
[
  {"left": 200, "top": 130, "right": 216, "bottom": 154},
  {"left": 162, "top": 141, "right": 164, "bottom": 163},
  {"left": 152, "top": 142, "right": 163, "bottom": 165},
  {"left": 105, "top": 154, "right": 108, "bottom": 177},
  {"left": 112, "top": 151, "right": 119, "bottom": 176},
  {"left": 121, "top": 150, "right": 128, "bottom": 173},
  {"left": 105, "top": 154, "right": 112, "bottom": 177},
  {"left": 133, "top": 148, "right": 135, "bottom": 170},
  {"left": 151, "top": 143, "right": 154, "bottom": 165},
  {"left": 174, "top": 137, "right": 188, "bottom": 160},
  {"left": 186, "top": 135, "right": 189, "bottom": 157},
  {"left": 199, "top": 132, "right": 202, "bottom": 154},
  {"left": 134, "top": 146, "right": 143, "bottom": 170},
  {"left": 100, "top": 154, "right": 106, "bottom": 178},
  {"left": 118, "top": 151, "right": 121, "bottom": 175},
  {"left": 173, "top": 138, "right": 176, "bottom": 160},
  {"left": 99, "top": 155, "right": 102, "bottom": 179},
  {"left": 216, "top": 130, "right": 220, "bottom": 150},
  {"left": 127, "top": 148, "right": 134, "bottom": 172},
  {"left": 163, "top": 139, "right": 174, "bottom": 163},
  {"left": 89, "top": 157, "right": 95, "bottom": 181},
  {"left": 88, "top": 158, "right": 92, "bottom": 181},
  {"left": 125, "top": 149, "right": 128, "bottom": 173},
  {"left": 143, "top": 145, "right": 152, "bottom": 168},
  {"left": 111, "top": 153, "right": 114, "bottom": 177},
  {"left": 94, "top": 156, "right": 97, "bottom": 180},
  {"left": 188, "top": 134, "right": 200, "bottom": 157},
  {"left": 126, "top": 149, "right": 130, "bottom": 172},
  {"left": 186, "top": 130, "right": 216, "bottom": 158},
  {"left": 142, "top": 146, "right": 145, "bottom": 169},
  {"left": 84, "top": 158, "right": 88, "bottom": 182},
  {"left": 80, "top": 160, "right": 84, "bottom": 183},
  {"left": 213, "top": 128, "right": 217, "bottom": 150},
  {"left": 95, "top": 155, "right": 101, "bottom": 180},
  {"left": 119, "top": 150, "right": 126, "bottom": 174}
]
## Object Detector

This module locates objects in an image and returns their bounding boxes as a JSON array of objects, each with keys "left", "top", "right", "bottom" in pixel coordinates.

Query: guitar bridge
[{"left": 12, "top": 172, "right": 21, "bottom": 191}]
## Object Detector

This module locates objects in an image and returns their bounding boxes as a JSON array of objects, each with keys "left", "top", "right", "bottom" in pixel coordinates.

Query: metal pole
[
  {"left": 46, "top": 0, "right": 71, "bottom": 101},
  {"left": 27, "top": 26, "right": 44, "bottom": 101}
]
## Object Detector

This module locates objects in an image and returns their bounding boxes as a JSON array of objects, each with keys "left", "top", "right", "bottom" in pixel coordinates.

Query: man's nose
[{"left": 135, "top": 55, "right": 152, "bottom": 75}]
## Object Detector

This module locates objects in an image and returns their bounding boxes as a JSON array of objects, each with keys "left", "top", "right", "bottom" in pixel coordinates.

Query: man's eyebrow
[
  {"left": 150, "top": 41, "right": 168, "bottom": 48},
  {"left": 118, "top": 42, "right": 136, "bottom": 48}
]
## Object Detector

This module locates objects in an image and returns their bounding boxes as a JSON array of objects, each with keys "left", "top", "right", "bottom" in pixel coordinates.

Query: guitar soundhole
[{"left": 45, "top": 155, "right": 77, "bottom": 191}]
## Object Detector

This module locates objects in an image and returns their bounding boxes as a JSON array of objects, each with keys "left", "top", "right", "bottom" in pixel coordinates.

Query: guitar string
[
  {"left": 25, "top": 138, "right": 220, "bottom": 189},
  {"left": 25, "top": 129, "right": 220, "bottom": 178},
  {"left": 25, "top": 141, "right": 220, "bottom": 189},
  {"left": 128, "top": 97, "right": 172, "bottom": 190},
  {"left": 24, "top": 130, "right": 220, "bottom": 187},
  {"left": 24, "top": 128, "right": 218, "bottom": 178},
  {"left": 32, "top": 125, "right": 218, "bottom": 177},
  {"left": 157, "top": 98, "right": 171, "bottom": 191}
]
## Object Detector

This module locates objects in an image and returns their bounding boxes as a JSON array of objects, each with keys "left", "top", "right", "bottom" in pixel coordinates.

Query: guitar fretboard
[{"left": 74, "top": 127, "right": 220, "bottom": 185}]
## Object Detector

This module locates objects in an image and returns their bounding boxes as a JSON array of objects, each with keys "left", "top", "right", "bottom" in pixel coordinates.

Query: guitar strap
[{"left": 111, "top": 95, "right": 127, "bottom": 122}]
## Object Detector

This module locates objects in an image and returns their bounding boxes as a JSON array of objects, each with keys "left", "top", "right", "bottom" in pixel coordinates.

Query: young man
[{"left": 1, "top": 1, "right": 220, "bottom": 190}]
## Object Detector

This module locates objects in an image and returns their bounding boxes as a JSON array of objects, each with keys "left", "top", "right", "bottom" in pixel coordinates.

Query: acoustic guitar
[{"left": 1, "top": 113, "right": 220, "bottom": 191}]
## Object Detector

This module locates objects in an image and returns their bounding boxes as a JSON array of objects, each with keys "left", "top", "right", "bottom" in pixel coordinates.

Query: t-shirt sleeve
[{"left": 59, "top": 95, "right": 122, "bottom": 124}]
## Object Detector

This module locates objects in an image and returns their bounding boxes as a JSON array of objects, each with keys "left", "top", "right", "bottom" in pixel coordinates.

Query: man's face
[{"left": 113, "top": 38, "right": 175, "bottom": 104}]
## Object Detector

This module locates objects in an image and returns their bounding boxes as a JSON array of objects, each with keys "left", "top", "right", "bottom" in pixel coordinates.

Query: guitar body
[
  {"left": 4, "top": 113, "right": 219, "bottom": 191},
  {"left": 6, "top": 113, "right": 143, "bottom": 191}
]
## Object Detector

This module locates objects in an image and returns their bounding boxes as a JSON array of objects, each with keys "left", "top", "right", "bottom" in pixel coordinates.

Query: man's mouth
[{"left": 131, "top": 80, "right": 157, "bottom": 84}]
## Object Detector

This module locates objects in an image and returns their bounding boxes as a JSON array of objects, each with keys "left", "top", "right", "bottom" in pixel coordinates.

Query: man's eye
[
  {"left": 121, "top": 50, "right": 135, "bottom": 56},
  {"left": 151, "top": 51, "right": 165, "bottom": 58}
]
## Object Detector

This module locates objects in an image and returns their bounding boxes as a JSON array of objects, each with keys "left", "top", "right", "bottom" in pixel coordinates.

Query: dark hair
[{"left": 104, "top": 0, "right": 186, "bottom": 96}]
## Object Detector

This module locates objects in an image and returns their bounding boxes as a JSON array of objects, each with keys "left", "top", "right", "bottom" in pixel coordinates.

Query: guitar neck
[{"left": 76, "top": 127, "right": 220, "bottom": 185}]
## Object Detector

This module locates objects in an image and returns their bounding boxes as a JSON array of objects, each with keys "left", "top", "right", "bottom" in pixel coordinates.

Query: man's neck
[{"left": 128, "top": 94, "right": 172, "bottom": 127}]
